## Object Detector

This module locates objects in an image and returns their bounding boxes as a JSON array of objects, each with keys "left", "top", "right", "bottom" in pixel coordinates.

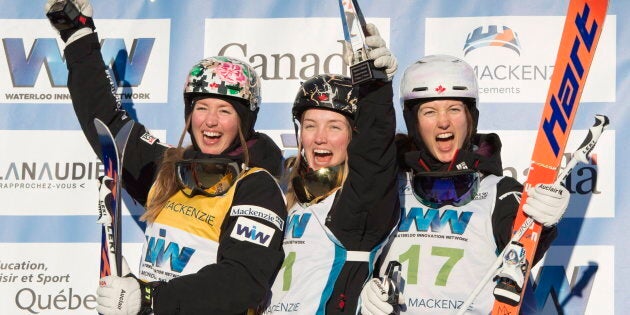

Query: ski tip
[{"left": 595, "top": 114, "right": 610, "bottom": 128}]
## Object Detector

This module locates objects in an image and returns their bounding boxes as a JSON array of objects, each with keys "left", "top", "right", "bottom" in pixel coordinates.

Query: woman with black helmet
[
  {"left": 264, "top": 23, "right": 400, "bottom": 315},
  {"left": 359, "top": 55, "right": 570, "bottom": 315},
  {"left": 44, "top": 1, "right": 286, "bottom": 314}
]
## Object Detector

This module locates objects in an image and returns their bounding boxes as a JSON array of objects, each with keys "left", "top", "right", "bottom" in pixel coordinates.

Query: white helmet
[
  {"left": 401, "top": 55, "right": 478, "bottom": 103},
  {"left": 400, "top": 55, "right": 479, "bottom": 149}
]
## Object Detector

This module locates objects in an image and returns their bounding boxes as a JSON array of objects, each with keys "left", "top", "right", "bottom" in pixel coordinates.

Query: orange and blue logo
[{"left": 463, "top": 25, "right": 521, "bottom": 56}]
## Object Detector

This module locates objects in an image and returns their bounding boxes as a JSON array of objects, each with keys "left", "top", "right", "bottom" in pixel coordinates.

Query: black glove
[{"left": 44, "top": 0, "right": 95, "bottom": 43}]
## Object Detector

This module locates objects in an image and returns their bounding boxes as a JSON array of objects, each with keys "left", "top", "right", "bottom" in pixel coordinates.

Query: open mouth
[
  {"left": 203, "top": 131, "right": 221, "bottom": 139},
  {"left": 313, "top": 149, "right": 333, "bottom": 163},
  {"left": 436, "top": 132, "right": 454, "bottom": 142},
  {"left": 435, "top": 132, "right": 456, "bottom": 153},
  {"left": 201, "top": 131, "right": 223, "bottom": 146}
]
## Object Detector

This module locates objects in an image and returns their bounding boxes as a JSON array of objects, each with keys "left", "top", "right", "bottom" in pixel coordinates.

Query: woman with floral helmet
[
  {"left": 45, "top": 0, "right": 286, "bottom": 314},
  {"left": 264, "top": 23, "right": 400, "bottom": 315},
  {"left": 359, "top": 55, "right": 570, "bottom": 315}
]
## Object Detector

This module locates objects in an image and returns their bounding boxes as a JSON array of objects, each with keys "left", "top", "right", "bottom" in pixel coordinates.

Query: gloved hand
[
  {"left": 343, "top": 23, "right": 398, "bottom": 81},
  {"left": 97, "top": 258, "right": 155, "bottom": 315},
  {"left": 365, "top": 23, "right": 398, "bottom": 81},
  {"left": 44, "top": 0, "right": 94, "bottom": 45},
  {"left": 523, "top": 183, "right": 570, "bottom": 227},
  {"left": 360, "top": 278, "right": 403, "bottom": 315}
]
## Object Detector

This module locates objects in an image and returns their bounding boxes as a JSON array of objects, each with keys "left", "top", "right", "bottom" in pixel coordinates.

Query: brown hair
[{"left": 463, "top": 105, "right": 474, "bottom": 148}]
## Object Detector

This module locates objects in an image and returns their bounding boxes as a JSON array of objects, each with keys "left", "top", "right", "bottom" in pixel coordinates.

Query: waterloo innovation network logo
[{"left": 463, "top": 25, "right": 521, "bottom": 56}]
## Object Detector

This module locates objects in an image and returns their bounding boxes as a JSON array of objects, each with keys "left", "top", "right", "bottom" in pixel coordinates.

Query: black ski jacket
[
  {"left": 324, "top": 81, "right": 400, "bottom": 314},
  {"left": 65, "top": 32, "right": 286, "bottom": 314}
]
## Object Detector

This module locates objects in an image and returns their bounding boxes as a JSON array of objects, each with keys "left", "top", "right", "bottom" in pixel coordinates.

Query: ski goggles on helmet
[
  {"left": 176, "top": 158, "right": 240, "bottom": 197},
  {"left": 411, "top": 170, "right": 480, "bottom": 208},
  {"left": 292, "top": 162, "right": 344, "bottom": 206}
]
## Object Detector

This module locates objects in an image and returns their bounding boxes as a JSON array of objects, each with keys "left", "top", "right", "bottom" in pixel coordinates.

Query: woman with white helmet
[
  {"left": 45, "top": 1, "right": 286, "bottom": 314},
  {"left": 359, "top": 55, "right": 570, "bottom": 315}
]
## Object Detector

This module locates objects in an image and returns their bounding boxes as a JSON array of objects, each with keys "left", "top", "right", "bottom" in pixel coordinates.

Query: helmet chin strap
[
  {"left": 180, "top": 114, "right": 193, "bottom": 149},
  {"left": 236, "top": 126, "right": 250, "bottom": 170},
  {"left": 292, "top": 117, "right": 301, "bottom": 158}
]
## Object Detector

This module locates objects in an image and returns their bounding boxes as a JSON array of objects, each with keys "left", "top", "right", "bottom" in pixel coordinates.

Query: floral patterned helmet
[
  {"left": 183, "top": 56, "right": 261, "bottom": 118},
  {"left": 292, "top": 74, "right": 359, "bottom": 122}
]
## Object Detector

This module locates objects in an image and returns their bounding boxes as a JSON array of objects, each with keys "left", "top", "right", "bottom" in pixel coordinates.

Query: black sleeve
[
  {"left": 64, "top": 33, "right": 167, "bottom": 205},
  {"left": 324, "top": 82, "right": 400, "bottom": 314},
  {"left": 327, "top": 81, "right": 400, "bottom": 250},
  {"left": 492, "top": 176, "right": 558, "bottom": 265},
  {"left": 152, "top": 171, "right": 287, "bottom": 314}
]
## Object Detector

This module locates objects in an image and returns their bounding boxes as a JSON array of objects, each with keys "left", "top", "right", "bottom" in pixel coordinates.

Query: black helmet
[{"left": 292, "top": 74, "right": 359, "bottom": 122}]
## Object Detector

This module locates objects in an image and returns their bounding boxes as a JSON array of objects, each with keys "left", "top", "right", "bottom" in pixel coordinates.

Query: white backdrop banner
[{"left": 0, "top": 0, "right": 625, "bottom": 314}]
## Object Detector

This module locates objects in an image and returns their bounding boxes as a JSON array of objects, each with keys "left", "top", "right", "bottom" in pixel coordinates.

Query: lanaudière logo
[
  {"left": 463, "top": 25, "right": 521, "bottom": 56},
  {"left": 0, "top": 160, "right": 102, "bottom": 190}
]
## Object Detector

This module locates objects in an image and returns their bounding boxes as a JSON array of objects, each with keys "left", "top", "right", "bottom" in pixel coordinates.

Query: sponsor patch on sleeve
[
  {"left": 230, "top": 205, "right": 284, "bottom": 230},
  {"left": 140, "top": 132, "right": 159, "bottom": 145},
  {"left": 230, "top": 217, "right": 275, "bottom": 247}
]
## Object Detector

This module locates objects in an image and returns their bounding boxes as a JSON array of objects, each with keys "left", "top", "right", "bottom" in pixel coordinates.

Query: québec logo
[{"left": 463, "top": 25, "right": 521, "bottom": 56}]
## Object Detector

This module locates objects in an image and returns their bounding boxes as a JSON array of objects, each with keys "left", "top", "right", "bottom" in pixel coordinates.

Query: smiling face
[
  {"left": 190, "top": 97, "right": 240, "bottom": 155},
  {"left": 417, "top": 99, "right": 470, "bottom": 163},
  {"left": 300, "top": 108, "right": 351, "bottom": 170}
]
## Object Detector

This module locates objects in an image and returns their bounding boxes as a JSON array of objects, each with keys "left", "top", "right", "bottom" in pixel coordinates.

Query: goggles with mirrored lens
[
  {"left": 411, "top": 170, "right": 480, "bottom": 208},
  {"left": 292, "top": 162, "right": 344, "bottom": 206},
  {"left": 176, "top": 158, "right": 240, "bottom": 197}
]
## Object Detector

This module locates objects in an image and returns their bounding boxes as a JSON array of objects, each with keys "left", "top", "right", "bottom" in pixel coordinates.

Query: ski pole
[
  {"left": 456, "top": 114, "right": 608, "bottom": 315},
  {"left": 383, "top": 261, "right": 403, "bottom": 307}
]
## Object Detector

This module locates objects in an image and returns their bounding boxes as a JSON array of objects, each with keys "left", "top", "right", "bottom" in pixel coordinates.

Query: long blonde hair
[{"left": 142, "top": 112, "right": 248, "bottom": 223}]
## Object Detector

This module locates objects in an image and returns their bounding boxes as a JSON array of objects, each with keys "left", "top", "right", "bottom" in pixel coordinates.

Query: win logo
[
  {"left": 230, "top": 217, "right": 275, "bottom": 247},
  {"left": 3, "top": 37, "right": 154, "bottom": 87},
  {"left": 399, "top": 207, "right": 472, "bottom": 235},
  {"left": 285, "top": 213, "right": 311, "bottom": 238},
  {"left": 463, "top": 25, "right": 521, "bottom": 56},
  {"left": 521, "top": 264, "right": 598, "bottom": 314},
  {"left": 145, "top": 229, "right": 195, "bottom": 273}
]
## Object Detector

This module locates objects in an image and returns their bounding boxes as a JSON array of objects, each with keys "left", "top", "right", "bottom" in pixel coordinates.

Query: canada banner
[{"left": 0, "top": 0, "right": 625, "bottom": 314}]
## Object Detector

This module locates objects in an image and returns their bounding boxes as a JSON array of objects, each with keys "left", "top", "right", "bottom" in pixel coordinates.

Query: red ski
[{"left": 492, "top": 0, "right": 608, "bottom": 314}]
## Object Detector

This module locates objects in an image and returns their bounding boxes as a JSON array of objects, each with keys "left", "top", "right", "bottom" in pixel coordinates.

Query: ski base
[
  {"left": 94, "top": 118, "right": 134, "bottom": 278},
  {"left": 491, "top": 0, "right": 608, "bottom": 313}
]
